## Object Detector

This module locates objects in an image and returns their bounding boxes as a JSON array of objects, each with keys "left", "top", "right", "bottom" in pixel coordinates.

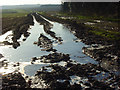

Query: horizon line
[{"left": 1, "top": 3, "right": 62, "bottom": 6}]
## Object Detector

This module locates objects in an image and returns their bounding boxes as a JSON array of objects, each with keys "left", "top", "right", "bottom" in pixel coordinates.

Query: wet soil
[
  {"left": 0, "top": 13, "right": 120, "bottom": 89},
  {"left": 40, "top": 13, "right": 120, "bottom": 72},
  {"left": 34, "top": 33, "right": 56, "bottom": 52},
  {"left": 1, "top": 14, "right": 34, "bottom": 49},
  {"left": 29, "top": 52, "right": 119, "bottom": 89}
]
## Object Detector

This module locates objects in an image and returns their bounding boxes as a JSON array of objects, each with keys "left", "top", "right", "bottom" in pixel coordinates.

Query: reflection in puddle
[
  {"left": 24, "top": 64, "right": 49, "bottom": 76},
  {"left": 0, "top": 15, "right": 97, "bottom": 76}
]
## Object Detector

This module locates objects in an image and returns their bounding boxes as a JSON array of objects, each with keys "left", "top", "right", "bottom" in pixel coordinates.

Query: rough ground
[
  {"left": 40, "top": 13, "right": 120, "bottom": 72},
  {"left": 0, "top": 12, "right": 120, "bottom": 89}
]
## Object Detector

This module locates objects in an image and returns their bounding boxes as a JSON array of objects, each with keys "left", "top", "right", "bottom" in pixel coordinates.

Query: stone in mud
[{"left": 40, "top": 52, "right": 70, "bottom": 63}]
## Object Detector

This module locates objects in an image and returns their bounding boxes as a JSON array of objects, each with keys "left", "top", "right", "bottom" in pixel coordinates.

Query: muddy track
[
  {"left": 33, "top": 13, "right": 63, "bottom": 44},
  {"left": 1, "top": 14, "right": 34, "bottom": 49},
  {"left": 40, "top": 13, "right": 120, "bottom": 71},
  {"left": 0, "top": 13, "right": 120, "bottom": 89},
  {"left": 40, "top": 13, "right": 119, "bottom": 45}
]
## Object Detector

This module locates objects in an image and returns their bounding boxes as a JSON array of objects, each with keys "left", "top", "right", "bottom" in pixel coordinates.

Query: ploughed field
[{"left": 0, "top": 13, "right": 119, "bottom": 89}]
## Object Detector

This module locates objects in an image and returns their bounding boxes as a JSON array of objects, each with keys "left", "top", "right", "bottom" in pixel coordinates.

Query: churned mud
[{"left": 0, "top": 13, "right": 119, "bottom": 89}]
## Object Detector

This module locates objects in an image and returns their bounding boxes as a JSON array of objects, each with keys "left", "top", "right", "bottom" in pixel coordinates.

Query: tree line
[{"left": 61, "top": 2, "right": 119, "bottom": 18}]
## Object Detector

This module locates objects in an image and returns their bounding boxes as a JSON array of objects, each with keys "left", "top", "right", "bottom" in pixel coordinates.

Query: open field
[{"left": 2, "top": 9, "right": 32, "bottom": 34}]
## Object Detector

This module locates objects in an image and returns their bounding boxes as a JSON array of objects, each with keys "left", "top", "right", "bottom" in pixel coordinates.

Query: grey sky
[
  {"left": 0, "top": 0, "right": 119, "bottom": 6},
  {"left": 0, "top": 0, "right": 61, "bottom": 6},
  {"left": 62, "top": 0, "right": 119, "bottom": 2}
]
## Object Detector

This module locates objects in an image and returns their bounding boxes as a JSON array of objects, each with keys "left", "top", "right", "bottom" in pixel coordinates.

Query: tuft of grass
[
  {"left": 89, "top": 29, "right": 120, "bottom": 40},
  {"left": 56, "top": 12, "right": 120, "bottom": 22}
]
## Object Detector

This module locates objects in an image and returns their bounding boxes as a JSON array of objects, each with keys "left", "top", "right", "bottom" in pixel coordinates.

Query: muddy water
[{"left": 0, "top": 16, "right": 97, "bottom": 76}]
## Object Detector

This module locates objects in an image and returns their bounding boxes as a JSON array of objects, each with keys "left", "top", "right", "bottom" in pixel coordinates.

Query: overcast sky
[
  {"left": 0, "top": 0, "right": 119, "bottom": 6},
  {"left": 62, "top": 0, "right": 119, "bottom": 2},
  {"left": 0, "top": 0, "right": 61, "bottom": 6}
]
